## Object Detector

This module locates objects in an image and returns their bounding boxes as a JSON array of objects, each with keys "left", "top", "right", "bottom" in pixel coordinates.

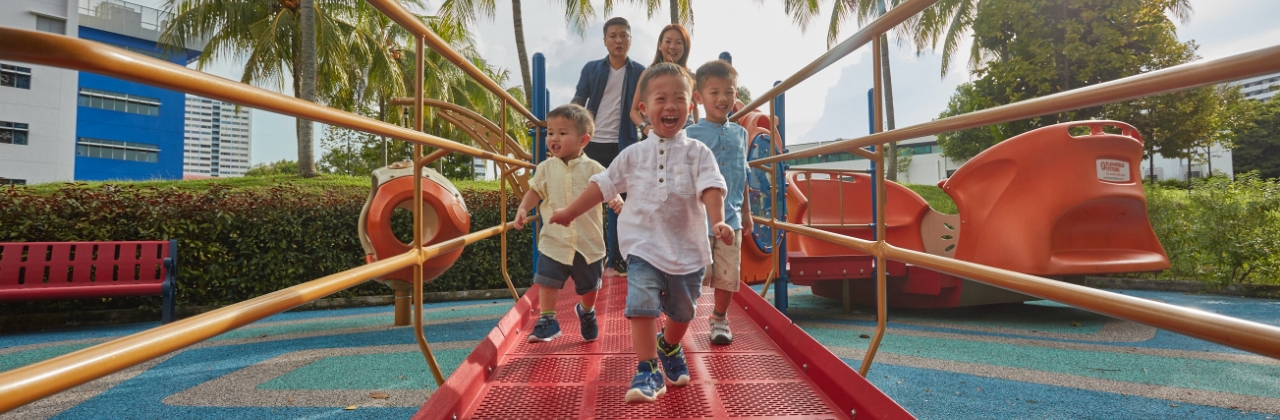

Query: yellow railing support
[
  {"left": 499, "top": 101, "right": 520, "bottom": 302},
  {"left": 0, "top": 251, "right": 417, "bottom": 413}
]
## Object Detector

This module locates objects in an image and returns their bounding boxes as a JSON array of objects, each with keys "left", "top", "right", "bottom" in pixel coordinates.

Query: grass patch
[{"left": 904, "top": 184, "right": 957, "bottom": 214}]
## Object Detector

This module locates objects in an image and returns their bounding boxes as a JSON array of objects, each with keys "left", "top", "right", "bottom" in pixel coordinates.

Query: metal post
[
  {"left": 531, "top": 52, "right": 547, "bottom": 275},
  {"left": 860, "top": 41, "right": 889, "bottom": 377},
  {"left": 500, "top": 100, "right": 518, "bottom": 302},
  {"left": 773, "top": 81, "right": 788, "bottom": 314},
  {"left": 412, "top": 36, "right": 446, "bottom": 386}
]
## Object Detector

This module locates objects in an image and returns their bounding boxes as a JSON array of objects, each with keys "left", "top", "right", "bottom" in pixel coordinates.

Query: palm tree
[
  {"left": 786, "top": 0, "right": 905, "bottom": 180},
  {"left": 159, "top": 0, "right": 424, "bottom": 176}
]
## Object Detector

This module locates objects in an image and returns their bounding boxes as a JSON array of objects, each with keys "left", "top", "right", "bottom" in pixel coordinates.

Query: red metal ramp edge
[{"left": 414, "top": 276, "right": 912, "bottom": 420}]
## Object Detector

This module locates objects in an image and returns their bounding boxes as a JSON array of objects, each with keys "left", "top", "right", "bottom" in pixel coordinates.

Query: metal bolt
[
  {"left": 799, "top": 271, "right": 804, "bottom": 276},
  {"left": 487, "top": 366, "right": 493, "bottom": 373},
  {"left": 764, "top": 325, "right": 769, "bottom": 332},
  {"left": 850, "top": 409, "right": 857, "bottom": 418},
  {"left": 802, "top": 363, "right": 808, "bottom": 371},
  {"left": 817, "top": 270, "right": 822, "bottom": 276},
  {"left": 842, "top": 269, "right": 848, "bottom": 275}
]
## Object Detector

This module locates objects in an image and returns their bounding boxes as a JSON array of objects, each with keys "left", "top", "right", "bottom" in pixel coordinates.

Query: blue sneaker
[
  {"left": 576, "top": 304, "right": 599, "bottom": 341},
  {"left": 625, "top": 360, "right": 667, "bottom": 403},
  {"left": 655, "top": 332, "right": 690, "bottom": 386},
  {"left": 528, "top": 315, "right": 561, "bottom": 342}
]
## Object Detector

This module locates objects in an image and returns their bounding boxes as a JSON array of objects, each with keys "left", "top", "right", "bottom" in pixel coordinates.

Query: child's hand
[
  {"left": 742, "top": 215, "right": 753, "bottom": 235},
  {"left": 712, "top": 223, "right": 735, "bottom": 245},
  {"left": 548, "top": 209, "right": 573, "bottom": 226},
  {"left": 607, "top": 196, "right": 624, "bottom": 214},
  {"left": 513, "top": 208, "right": 530, "bottom": 230}
]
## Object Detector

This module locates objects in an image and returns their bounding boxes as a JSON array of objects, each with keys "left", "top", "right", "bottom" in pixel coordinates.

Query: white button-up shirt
[{"left": 590, "top": 130, "right": 728, "bottom": 275}]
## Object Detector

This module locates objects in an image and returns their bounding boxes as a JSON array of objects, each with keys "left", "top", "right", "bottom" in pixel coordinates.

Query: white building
[
  {"left": 1232, "top": 71, "right": 1280, "bottom": 102},
  {"left": 0, "top": 0, "right": 79, "bottom": 185},
  {"left": 786, "top": 136, "right": 964, "bottom": 186},
  {"left": 183, "top": 95, "right": 252, "bottom": 177}
]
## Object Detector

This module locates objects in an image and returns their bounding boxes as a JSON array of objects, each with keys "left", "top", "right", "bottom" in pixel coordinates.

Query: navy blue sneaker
[
  {"left": 625, "top": 360, "right": 667, "bottom": 403},
  {"left": 655, "top": 332, "right": 690, "bottom": 386},
  {"left": 576, "top": 303, "right": 599, "bottom": 341},
  {"left": 528, "top": 315, "right": 561, "bottom": 342}
]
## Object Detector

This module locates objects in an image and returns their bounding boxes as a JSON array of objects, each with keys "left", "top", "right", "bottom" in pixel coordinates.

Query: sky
[{"left": 134, "top": 0, "right": 1280, "bottom": 165}]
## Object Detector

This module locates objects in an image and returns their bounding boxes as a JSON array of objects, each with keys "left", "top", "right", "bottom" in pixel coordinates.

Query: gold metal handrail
[
  {"left": 364, "top": 0, "right": 537, "bottom": 122},
  {"left": 750, "top": 43, "right": 1280, "bottom": 167},
  {"left": 0, "top": 28, "right": 534, "bottom": 170},
  {"left": 754, "top": 217, "right": 1280, "bottom": 360}
]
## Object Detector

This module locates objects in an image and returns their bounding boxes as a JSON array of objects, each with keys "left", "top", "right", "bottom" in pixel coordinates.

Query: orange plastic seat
[{"left": 938, "top": 120, "right": 1170, "bottom": 276}]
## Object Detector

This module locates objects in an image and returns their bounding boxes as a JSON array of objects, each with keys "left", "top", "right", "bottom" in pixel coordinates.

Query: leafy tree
[
  {"left": 246, "top": 159, "right": 300, "bottom": 176},
  {"left": 934, "top": 0, "right": 1201, "bottom": 161},
  {"left": 736, "top": 86, "right": 752, "bottom": 106},
  {"left": 909, "top": 0, "right": 1192, "bottom": 77},
  {"left": 1233, "top": 98, "right": 1280, "bottom": 179}
]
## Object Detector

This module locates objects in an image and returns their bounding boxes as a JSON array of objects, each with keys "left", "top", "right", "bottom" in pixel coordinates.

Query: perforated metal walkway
[{"left": 414, "top": 275, "right": 912, "bottom": 420}]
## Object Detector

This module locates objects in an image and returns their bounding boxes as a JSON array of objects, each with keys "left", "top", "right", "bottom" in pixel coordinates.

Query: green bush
[
  {"left": 0, "top": 177, "right": 531, "bottom": 315},
  {"left": 1145, "top": 173, "right": 1280, "bottom": 285}
]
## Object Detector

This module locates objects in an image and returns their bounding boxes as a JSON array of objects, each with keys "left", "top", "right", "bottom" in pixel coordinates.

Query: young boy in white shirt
[
  {"left": 514, "top": 104, "right": 623, "bottom": 343},
  {"left": 549, "top": 63, "right": 734, "bottom": 404}
]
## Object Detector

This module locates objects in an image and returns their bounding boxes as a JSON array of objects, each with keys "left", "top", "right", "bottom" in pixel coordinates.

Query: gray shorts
[
  {"left": 534, "top": 252, "right": 603, "bottom": 296},
  {"left": 623, "top": 255, "right": 704, "bottom": 323}
]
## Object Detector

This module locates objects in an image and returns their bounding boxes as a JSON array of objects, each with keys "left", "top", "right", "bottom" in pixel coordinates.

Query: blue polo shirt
[{"left": 687, "top": 119, "right": 749, "bottom": 232}]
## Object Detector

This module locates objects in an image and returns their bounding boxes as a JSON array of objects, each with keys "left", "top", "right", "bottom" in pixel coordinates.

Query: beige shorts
[{"left": 703, "top": 230, "right": 742, "bottom": 292}]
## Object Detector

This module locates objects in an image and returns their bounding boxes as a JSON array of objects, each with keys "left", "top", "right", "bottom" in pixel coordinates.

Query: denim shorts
[
  {"left": 624, "top": 255, "right": 704, "bottom": 323},
  {"left": 533, "top": 252, "right": 603, "bottom": 296}
]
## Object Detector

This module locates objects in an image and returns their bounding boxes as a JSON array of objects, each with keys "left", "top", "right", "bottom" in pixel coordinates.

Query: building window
[
  {"left": 0, "top": 178, "right": 27, "bottom": 186},
  {"left": 1, "top": 64, "right": 31, "bottom": 89},
  {"left": 77, "top": 137, "right": 159, "bottom": 162},
  {"left": 78, "top": 88, "right": 160, "bottom": 116},
  {"left": 0, "top": 121, "right": 30, "bottom": 145},
  {"left": 36, "top": 16, "right": 66, "bottom": 34}
]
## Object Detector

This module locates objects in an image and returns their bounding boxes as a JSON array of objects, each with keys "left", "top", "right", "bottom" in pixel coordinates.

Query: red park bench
[{"left": 0, "top": 240, "right": 178, "bottom": 323}]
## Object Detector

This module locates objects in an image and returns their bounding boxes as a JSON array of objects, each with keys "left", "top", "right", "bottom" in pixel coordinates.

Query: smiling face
[
  {"left": 545, "top": 116, "right": 590, "bottom": 161},
  {"left": 694, "top": 77, "right": 736, "bottom": 124},
  {"left": 658, "top": 29, "right": 686, "bottom": 64},
  {"left": 603, "top": 24, "right": 631, "bottom": 62},
  {"left": 638, "top": 72, "right": 693, "bottom": 139}
]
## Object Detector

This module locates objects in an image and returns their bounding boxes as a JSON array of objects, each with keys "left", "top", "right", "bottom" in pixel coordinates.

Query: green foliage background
[{"left": 0, "top": 176, "right": 531, "bottom": 315}]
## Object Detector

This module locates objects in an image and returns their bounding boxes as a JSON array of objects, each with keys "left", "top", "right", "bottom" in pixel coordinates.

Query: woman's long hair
[{"left": 650, "top": 24, "right": 691, "bottom": 68}]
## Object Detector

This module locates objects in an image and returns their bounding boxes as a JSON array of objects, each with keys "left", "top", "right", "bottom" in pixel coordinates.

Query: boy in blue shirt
[{"left": 686, "top": 60, "right": 752, "bottom": 345}]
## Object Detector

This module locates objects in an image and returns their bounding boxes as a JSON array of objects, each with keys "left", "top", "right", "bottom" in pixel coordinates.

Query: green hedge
[{"left": 0, "top": 177, "right": 531, "bottom": 314}]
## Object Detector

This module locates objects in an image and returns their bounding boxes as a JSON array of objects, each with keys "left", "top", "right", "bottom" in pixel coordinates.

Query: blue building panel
[{"left": 74, "top": 27, "right": 196, "bottom": 181}]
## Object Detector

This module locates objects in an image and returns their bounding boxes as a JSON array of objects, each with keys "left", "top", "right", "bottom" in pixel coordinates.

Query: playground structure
[
  {"left": 751, "top": 120, "right": 1172, "bottom": 308},
  {"left": 3, "top": 0, "right": 1280, "bottom": 417}
]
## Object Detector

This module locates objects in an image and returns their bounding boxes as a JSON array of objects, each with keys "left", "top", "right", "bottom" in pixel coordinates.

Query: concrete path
[{"left": 2, "top": 288, "right": 1278, "bottom": 419}]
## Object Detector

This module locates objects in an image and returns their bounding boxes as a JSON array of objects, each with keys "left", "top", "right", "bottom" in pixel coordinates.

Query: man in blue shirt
[
  {"left": 572, "top": 16, "right": 645, "bottom": 275},
  {"left": 686, "top": 60, "right": 752, "bottom": 345}
]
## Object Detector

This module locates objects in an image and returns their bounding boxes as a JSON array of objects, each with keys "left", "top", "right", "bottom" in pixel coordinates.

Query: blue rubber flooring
[{"left": 2, "top": 289, "right": 1278, "bottom": 419}]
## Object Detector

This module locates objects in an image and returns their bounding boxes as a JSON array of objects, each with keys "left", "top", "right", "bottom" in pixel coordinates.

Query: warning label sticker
[{"left": 1097, "top": 159, "right": 1130, "bottom": 182}]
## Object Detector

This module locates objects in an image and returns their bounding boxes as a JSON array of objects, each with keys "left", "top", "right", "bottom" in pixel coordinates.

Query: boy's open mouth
[{"left": 660, "top": 115, "right": 679, "bottom": 128}]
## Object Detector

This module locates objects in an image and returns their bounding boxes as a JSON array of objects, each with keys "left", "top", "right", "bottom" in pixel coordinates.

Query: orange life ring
[{"left": 358, "top": 162, "right": 471, "bottom": 284}]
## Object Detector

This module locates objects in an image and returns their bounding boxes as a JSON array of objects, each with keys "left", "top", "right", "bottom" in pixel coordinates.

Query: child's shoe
[
  {"left": 625, "top": 360, "right": 667, "bottom": 403},
  {"left": 576, "top": 303, "right": 599, "bottom": 341},
  {"left": 527, "top": 315, "right": 561, "bottom": 342},
  {"left": 655, "top": 332, "right": 690, "bottom": 386},
  {"left": 709, "top": 316, "right": 733, "bottom": 345}
]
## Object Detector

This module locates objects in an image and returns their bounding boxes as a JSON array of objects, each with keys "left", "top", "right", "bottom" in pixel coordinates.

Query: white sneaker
[{"left": 709, "top": 317, "right": 733, "bottom": 345}]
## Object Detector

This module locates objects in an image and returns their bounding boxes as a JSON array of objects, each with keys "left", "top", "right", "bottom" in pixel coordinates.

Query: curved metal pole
[
  {"left": 410, "top": 36, "right": 446, "bottom": 386},
  {"left": 859, "top": 39, "right": 890, "bottom": 376},
  {"left": 0, "top": 250, "right": 416, "bottom": 413},
  {"left": 752, "top": 217, "right": 1280, "bottom": 361},
  {"left": 0, "top": 28, "right": 533, "bottom": 170},
  {"left": 750, "top": 43, "right": 1280, "bottom": 168},
  {"left": 500, "top": 101, "right": 519, "bottom": 302}
]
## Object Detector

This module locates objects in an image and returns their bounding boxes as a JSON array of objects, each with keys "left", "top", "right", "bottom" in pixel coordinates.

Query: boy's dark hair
[
  {"left": 638, "top": 62, "right": 693, "bottom": 100},
  {"left": 603, "top": 17, "right": 630, "bottom": 37},
  {"left": 546, "top": 103, "right": 595, "bottom": 136},
  {"left": 695, "top": 60, "right": 738, "bottom": 91}
]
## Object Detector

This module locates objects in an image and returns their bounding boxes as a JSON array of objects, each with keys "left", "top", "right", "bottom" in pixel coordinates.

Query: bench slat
[{"left": 0, "top": 283, "right": 165, "bottom": 301}]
